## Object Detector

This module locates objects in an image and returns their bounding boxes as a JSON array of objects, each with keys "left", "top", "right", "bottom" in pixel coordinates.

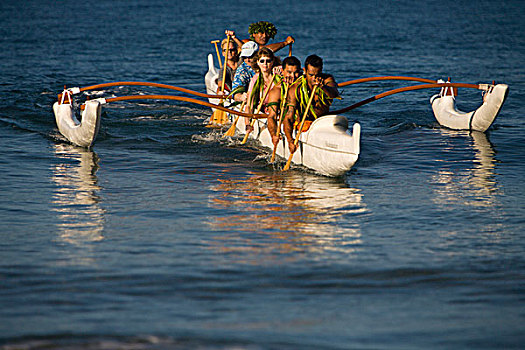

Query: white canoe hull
[
  {"left": 53, "top": 100, "right": 102, "bottom": 148},
  {"left": 430, "top": 83, "right": 508, "bottom": 132},
  {"left": 204, "top": 53, "right": 360, "bottom": 176},
  {"left": 233, "top": 115, "right": 360, "bottom": 177},
  {"left": 205, "top": 54, "right": 220, "bottom": 108}
]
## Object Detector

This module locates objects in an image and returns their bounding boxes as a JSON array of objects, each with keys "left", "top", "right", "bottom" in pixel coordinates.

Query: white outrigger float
[
  {"left": 53, "top": 89, "right": 102, "bottom": 148},
  {"left": 51, "top": 53, "right": 508, "bottom": 176},
  {"left": 430, "top": 80, "right": 508, "bottom": 132}
]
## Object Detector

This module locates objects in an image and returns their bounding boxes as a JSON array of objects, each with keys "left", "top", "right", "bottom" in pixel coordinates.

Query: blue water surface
[{"left": 1, "top": 0, "right": 524, "bottom": 349}]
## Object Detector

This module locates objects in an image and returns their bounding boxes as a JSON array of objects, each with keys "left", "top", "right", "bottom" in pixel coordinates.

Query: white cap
[{"left": 240, "top": 41, "right": 259, "bottom": 58}]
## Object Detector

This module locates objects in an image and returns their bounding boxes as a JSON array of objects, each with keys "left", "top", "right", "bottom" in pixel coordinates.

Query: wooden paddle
[
  {"left": 208, "top": 35, "right": 231, "bottom": 126},
  {"left": 222, "top": 100, "right": 246, "bottom": 138},
  {"left": 288, "top": 43, "right": 292, "bottom": 57},
  {"left": 283, "top": 86, "right": 317, "bottom": 171},
  {"left": 240, "top": 75, "right": 274, "bottom": 145},
  {"left": 270, "top": 83, "right": 289, "bottom": 162},
  {"left": 211, "top": 40, "right": 222, "bottom": 69}
]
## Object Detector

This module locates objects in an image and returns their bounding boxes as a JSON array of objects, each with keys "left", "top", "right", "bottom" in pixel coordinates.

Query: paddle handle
[
  {"left": 220, "top": 35, "right": 231, "bottom": 93},
  {"left": 210, "top": 34, "right": 231, "bottom": 127},
  {"left": 288, "top": 43, "right": 292, "bottom": 57},
  {"left": 283, "top": 86, "right": 317, "bottom": 171},
  {"left": 211, "top": 40, "right": 222, "bottom": 69}
]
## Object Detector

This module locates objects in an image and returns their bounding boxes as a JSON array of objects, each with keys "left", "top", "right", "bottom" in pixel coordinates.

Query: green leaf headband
[{"left": 248, "top": 21, "right": 277, "bottom": 40}]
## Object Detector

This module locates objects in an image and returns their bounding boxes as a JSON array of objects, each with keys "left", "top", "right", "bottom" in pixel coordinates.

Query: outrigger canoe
[
  {"left": 50, "top": 53, "right": 508, "bottom": 177},
  {"left": 205, "top": 54, "right": 361, "bottom": 176}
]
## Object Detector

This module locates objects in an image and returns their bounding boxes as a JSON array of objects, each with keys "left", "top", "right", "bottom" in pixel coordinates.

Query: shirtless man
[
  {"left": 225, "top": 21, "right": 294, "bottom": 54},
  {"left": 283, "top": 55, "right": 339, "bottom": 154},
  {"left": 266, "top": 56, "right": 302, "bottom": 148}
]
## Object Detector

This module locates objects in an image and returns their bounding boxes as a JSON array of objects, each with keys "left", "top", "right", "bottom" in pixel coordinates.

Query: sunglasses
[
  {"left": 222, "top": 48, "right": 236, "bottom": 52},
  {"left": 258, "top": 58, "right": 272, "bottom": 64}
]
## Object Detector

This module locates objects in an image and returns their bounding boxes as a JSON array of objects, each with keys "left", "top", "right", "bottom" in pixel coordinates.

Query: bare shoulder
[
  {"left": 322, "top": 73, "right": 337, "bottom": 85},
  {"left": 288, "top": 82, "right": 299, "bottom": 97},
  {"left": 268, "top": 85, "right": 281, "bottom": 101}
]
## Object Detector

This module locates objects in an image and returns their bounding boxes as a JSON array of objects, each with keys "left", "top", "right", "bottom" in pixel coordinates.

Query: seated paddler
[
  {"left": 231, "top": 41, "right": 259, "bottom": 104},
  {"left": 244, "top": 47, "right": 282, "bottom": 132},
  {"left": 283, "top": 54, "right": 340, "bottom": 154},
  {"left": 266, "top": 56, "right": 302, "bottom": 148},
  {"left": 215, "top": 36, "right": 240, "bottom": 93},
  {"left": 227, "top": 21, "right": 294, "bottom": 54}
]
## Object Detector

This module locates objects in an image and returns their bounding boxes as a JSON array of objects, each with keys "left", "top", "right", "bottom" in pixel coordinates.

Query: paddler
[
  {"left": 216, "top": 37, "right": 240, "bottom": 92},
  {"left": 225, "top": 21, "right": 294, "bottom": 54},
  {"left": 231, "top": 41, "right": 259, "bottom": 104},
  {"left": 283, "top": 55, "right": 340, "bottom": 154},
  {"left": 244, "top": 47, "right": 282, "bottom": 132},
  {"left": 266, "top": 56, "right": 302, "bottom": 148}
]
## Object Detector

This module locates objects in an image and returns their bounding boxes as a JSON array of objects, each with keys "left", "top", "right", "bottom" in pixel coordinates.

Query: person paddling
[
  {"left": 244, "top": 47, "right": 282, "bottom": 132},
  {"left": 225, "top": 21, "right": 294, "bottom": 54},
  {"left": 266, "top": 56, "right": 302, "bottom": 148},
  {"left": 215, "top": 37, "right": 240, "bottom": 92},
  {"left": 283, "top": 55, "right": 340, "bottom": 154},
  {"left": 230, "top": 41, "right": 259, "bottom": 104}
]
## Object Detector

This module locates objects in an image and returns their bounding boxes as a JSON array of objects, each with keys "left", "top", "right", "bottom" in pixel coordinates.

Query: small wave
[{"left": 191, "top": 130, "right": 223, "bottom": 143}]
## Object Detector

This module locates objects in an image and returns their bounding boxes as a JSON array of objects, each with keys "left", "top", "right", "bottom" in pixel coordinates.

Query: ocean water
[{"left": 1, "top": 0, "right": 524, "bottom": 349}]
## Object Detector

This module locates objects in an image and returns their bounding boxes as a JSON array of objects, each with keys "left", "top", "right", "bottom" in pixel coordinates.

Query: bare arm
[
  {"left": 266, "top": 87, "right": 281, "bottom": 142},
  {"left": 283, "top": 85, "right": 299, "bottom": 153},
  {"left": 233, "top": 92, "right": 247, "bottom": 102},
  {"left": 224, "top": 30, "right": 244, "bottom": 52},
  {"left": 318, "top": 74, "right": 339, "bottom": 99},
  {"left": 264, "top": 36, "right": 295, "bottom": 53}
]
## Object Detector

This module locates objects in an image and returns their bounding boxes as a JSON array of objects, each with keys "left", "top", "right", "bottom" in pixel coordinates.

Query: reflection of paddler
[{"left": 283, "top": 55, "right": 340, "bottom": 154}]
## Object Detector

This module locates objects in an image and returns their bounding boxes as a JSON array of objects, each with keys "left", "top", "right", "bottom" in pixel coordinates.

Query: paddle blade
[
  {"left": 222, "top": 115, "right": 240, "bottom": 137},
  {"left": 208, "top": 109, "right": 229, "bottom": 126}
]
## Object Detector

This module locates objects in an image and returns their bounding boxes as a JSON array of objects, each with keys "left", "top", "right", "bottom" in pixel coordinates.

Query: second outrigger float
[{"left": 51, "top": 53, "right": 508, "bottom": 177}]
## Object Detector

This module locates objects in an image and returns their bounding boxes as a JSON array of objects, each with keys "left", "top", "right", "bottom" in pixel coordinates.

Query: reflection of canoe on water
[{"left": 204, "top": 54, "right": 361, "bottom": 177}]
